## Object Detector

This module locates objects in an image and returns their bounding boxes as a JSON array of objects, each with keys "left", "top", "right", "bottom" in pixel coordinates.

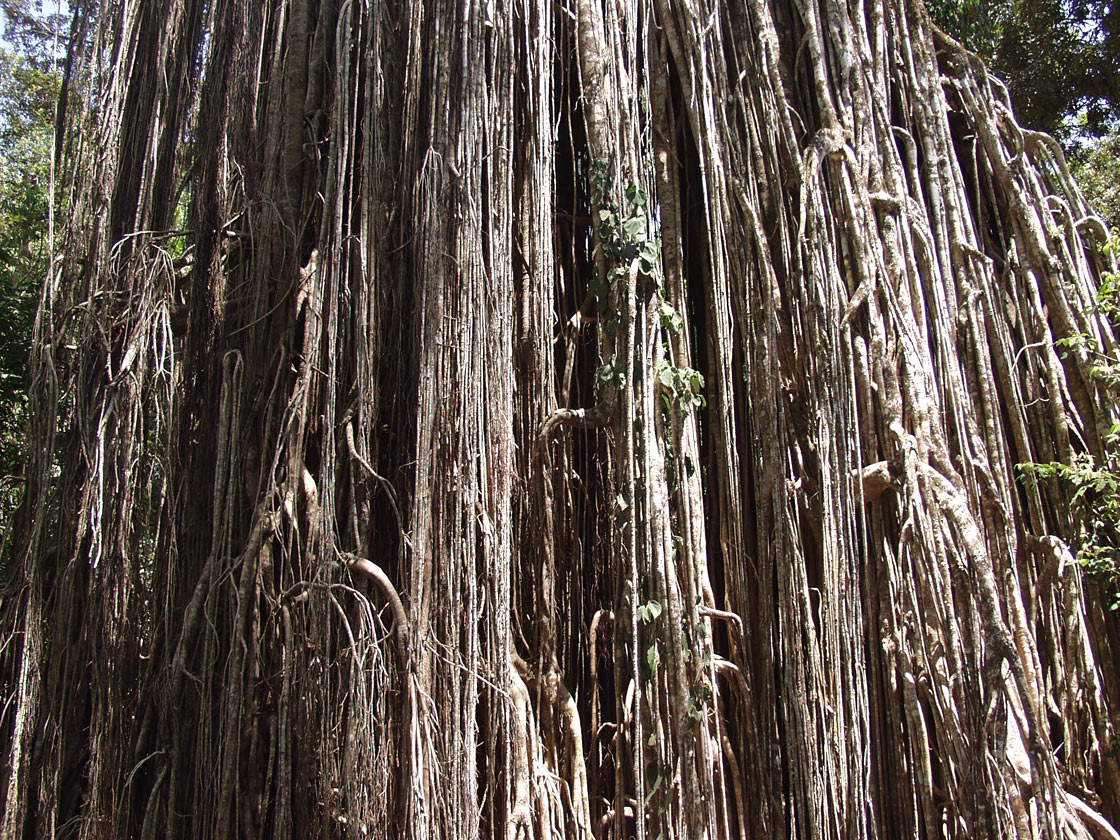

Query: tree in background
[
  {"left": 0, "top": 1, "right": 67, "bottom": 63},
  {"left": 0, "top": 1, "right": 64, "bottom": 475},
  {"left": 0, "top": 49, "right": 55, "bottom": 476},
  {"left": 928, "top": 0, "right": 1120, "bottom": 138},
  {"left": 927, "top": 0, "right": 1008, "bottom": 58},
  {"left": 1074, "top": 131, "right": 1120, "bottom": 229},
  {"left": 928, "top": 0, "right": 1120, "bottom": 227}
]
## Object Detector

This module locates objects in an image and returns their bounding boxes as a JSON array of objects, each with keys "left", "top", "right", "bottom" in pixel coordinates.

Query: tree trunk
[{"left": 2, "top": 0, "right": 1118, "bottom": 838}]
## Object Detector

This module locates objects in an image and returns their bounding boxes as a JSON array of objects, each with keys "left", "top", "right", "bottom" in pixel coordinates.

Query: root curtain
[{"left": 2, "top": 0, "right": 1119, "bottom": 838}]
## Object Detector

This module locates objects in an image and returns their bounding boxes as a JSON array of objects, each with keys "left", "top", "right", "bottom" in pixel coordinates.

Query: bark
[{"left": 1, "top": 0, "right": 1118, "bottom": 838}]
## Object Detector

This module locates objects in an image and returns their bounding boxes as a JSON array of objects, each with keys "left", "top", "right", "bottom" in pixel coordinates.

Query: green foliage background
[
  {"left": 1019, "top": 249, "right": 1120, "bottom": 606},
  {"left": 0, "top": 45, "right": 55, "bottom": 476},
  {"left": 927, "top": 0, "right": 1120, "bottom": 137},
  {"left": 1075, "top": 133, "right": 1120, "bottom": 229},
  {"left": 928, "top": 0, "right": 1120, "bottom": 228}
]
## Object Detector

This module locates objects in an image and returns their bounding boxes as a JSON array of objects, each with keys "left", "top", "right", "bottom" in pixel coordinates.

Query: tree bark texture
[{"left": 2, "top": 0, "right": 1119, "bottom": 838}]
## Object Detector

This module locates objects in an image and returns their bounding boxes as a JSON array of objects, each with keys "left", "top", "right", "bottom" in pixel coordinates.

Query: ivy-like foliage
[
  {"left": 589, "top": 160, "right": 704, "bottom": 414},
  {"left": 1020, "top": 242, "right": 1120, "bottom": 607}
]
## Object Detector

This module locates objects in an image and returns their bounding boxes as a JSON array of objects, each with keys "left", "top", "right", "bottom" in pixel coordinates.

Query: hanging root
[{"left": 7, "top": 0, "right": 1120, "bottom": 838}]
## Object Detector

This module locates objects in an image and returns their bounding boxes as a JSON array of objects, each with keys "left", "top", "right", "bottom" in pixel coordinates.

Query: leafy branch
[{"left": 1020, "top": 241, "right": 1120, "bottom": 608}]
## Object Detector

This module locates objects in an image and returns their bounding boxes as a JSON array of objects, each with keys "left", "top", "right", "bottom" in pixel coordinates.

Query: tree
[
  {"left": 2, "top": 1, "right": 1119, "bottom": 839},
  {"left": 1073, "top": 134, "right": 1120, "bottom": 229},
  {"left": 928, "top": 0, "right": 1120, "bottom": 137},
  {"left": 0, "top": 4, "right": 62, "bottom": 475}
]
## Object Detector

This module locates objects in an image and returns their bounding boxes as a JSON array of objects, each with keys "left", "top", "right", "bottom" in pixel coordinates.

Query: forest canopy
[
  {"left": 0, "top": 2, "right": 61, "bottom": 474},
  {"left": 928, "top": 0, "right": 1120, "bottom": 137}
]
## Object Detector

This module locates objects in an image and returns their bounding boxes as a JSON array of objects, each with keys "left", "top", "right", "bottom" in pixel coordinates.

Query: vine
[
  {"left": 1020, "top": 237, "right": 1120, "bottom": 608},
  {"left": 589, "top": 160, "right": 717, "bottom": 829},
  {"left": 589, "top": 160, "right": 704, "bottom": 415}
]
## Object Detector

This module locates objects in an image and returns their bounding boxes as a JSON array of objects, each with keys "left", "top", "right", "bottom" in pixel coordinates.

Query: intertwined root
[{"left": 2, "top": 1, "right": 1118, "bottom": 838}]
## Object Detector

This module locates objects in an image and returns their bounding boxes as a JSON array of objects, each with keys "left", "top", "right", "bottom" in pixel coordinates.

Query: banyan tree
[{"left": 2, "top": 0, "right": 1120, "bottom": 837}]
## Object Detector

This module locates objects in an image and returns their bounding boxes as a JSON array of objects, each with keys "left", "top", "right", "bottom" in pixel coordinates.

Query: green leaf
[
  {"left": 623, "top": 216, "right": 646, "bottom": 239},
  {"left": 686, "top": 697, "right": 704, "bottom": 724},
  {"left": 658, "top": 365, "right": 675, "bottom": 390},
  {"left": 658, "top": 300, "right": 682, "bottom": 335}
]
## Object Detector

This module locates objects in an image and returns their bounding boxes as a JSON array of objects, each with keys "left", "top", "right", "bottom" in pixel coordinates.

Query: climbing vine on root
[{"left": 1021, "top": 240, "right": 1120, "bottom": 609}]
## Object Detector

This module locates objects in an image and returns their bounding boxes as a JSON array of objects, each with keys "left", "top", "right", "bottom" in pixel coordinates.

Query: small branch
[
  {"left": 346, "top": 421, "right": 412, "bottom": 555},
  {"left": 304, "top": 461, "right": 411, "bottom": 668},
  {"left": 589, "top": 609, "right": 614, "bottom": 761},
  {"left": 173, "top": 500, "right": 273, "bottom": 686},
  {"left": 538, "top": 402, "right": 613, "bottom": 445},
  {"left": 699, "top": 607, "right": 744, "bottom": 645},
  {"left": 1026, "top": 534, "right": 1073, "bottom": 603},
  {"left": 712, "top": 657, "right": 749, "bottom": 701},
  {"left": 1066, "top": 791, "right": 1120, "bottom": 840},
  {"left": 720, "top": 733, "right": 749, "bottom": 840},
  {"left": 1075, "top": 214, "right": 1111, "bottom": 244},
  {"left": 341, "top": 552, "right": 411, "bottom": 668},
  {"left": 855, "top": 460, "right": 903, "bottom": 503}
]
